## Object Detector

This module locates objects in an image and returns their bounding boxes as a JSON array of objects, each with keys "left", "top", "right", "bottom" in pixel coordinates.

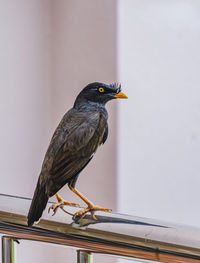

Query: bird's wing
[
  {"left": 50, "top": 110, "right": 102, "bottom": 176},
  {"left": 102, "top": 124, "right": 108, "bottom": 144},
  {"left": 41, "top": 109, "right": 95, "bottom": 168},
  {"left": 41, "top": 110, "right": 106, "bottom": 196}
]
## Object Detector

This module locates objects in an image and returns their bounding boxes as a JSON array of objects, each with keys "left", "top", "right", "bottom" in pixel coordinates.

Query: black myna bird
[{"left": 27, "top": 82, "right": 128, "bottom": 226}]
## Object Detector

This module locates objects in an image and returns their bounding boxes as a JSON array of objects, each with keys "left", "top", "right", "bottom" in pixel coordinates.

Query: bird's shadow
[{"left": 71, "top": 213, "right": 168, "bottom": 230}]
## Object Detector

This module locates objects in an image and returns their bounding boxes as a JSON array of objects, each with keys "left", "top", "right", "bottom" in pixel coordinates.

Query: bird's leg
[
  {"left": 48, "top": 193, "right": 79, "bottom": 216},
  {"left": 68, "top": 185, "right": 112, "bottom": 220}
]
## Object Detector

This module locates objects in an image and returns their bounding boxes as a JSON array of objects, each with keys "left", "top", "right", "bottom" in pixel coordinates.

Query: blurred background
[{"left": 0, "top": 0, "right": 200, "bottom": 262}]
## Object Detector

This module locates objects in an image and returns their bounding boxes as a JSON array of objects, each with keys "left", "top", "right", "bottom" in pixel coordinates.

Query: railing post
[
  {"left": 2, "top": 237, "right": 17, "bottom": 263},
  {"left": 77, "top": 250, "right": 93, "bottom": 263}
]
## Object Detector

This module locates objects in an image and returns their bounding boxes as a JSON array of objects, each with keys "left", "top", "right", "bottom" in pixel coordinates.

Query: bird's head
[{"left": 74, "top": 82, "right": 128, "bottom": 108}]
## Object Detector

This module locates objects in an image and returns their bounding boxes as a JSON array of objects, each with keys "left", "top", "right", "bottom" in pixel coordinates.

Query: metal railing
[{"left": 0, "top": 193, "right": 200, "bottom": 263}]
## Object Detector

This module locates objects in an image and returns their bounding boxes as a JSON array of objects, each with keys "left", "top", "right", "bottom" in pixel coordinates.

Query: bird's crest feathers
[{"left": 110, "top": 82, "right": 121, "bottom": 93}]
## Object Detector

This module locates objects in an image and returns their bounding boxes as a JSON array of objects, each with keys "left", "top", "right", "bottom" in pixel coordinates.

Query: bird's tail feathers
[{"left": 27, "top": 180, "right": 48, "bottom": 227}]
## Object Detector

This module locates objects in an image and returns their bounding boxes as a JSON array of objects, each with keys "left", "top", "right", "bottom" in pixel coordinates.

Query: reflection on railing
[{"left": 0, "top": 193, "right": 200, "bottom": 263}]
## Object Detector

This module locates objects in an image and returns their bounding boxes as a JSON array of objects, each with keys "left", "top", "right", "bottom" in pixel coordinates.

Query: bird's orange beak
[{"left": 114, "top": 91, "right": 128, "bottom": 99}]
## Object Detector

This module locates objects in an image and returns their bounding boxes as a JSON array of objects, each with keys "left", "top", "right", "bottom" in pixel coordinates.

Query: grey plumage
[{"left": 27, "top": 82, "right": 127, "bottom": 226}]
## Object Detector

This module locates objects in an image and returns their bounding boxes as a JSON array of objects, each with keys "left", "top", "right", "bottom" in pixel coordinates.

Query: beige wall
[
  {"left": 0, "top": 0, "right": 52, "bottom": 198},
  {"left": 1, "top": 1, "right": 199, "bottom": 263},
  {"left": 0, "top": 1, "right": 117, "bottom": 263},
  {"left": 51, "top": 0, "right": 117, "bottom": 211}
]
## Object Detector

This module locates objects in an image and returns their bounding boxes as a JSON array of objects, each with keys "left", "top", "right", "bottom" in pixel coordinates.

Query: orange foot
[
  {"left": 73, "top": 203, "right": 112, "bottom": 220},
  {"left": 48, "top": 194, "right": 79, "bottom": 216}
]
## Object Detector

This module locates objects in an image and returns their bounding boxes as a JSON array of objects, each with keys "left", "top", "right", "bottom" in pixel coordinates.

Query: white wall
[{"left": 117, "top": 0, "right": 200, "bottom": 227}]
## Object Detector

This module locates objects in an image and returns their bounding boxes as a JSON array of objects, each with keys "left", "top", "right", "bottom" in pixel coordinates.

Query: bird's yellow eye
[{"left": 99, "top": 87, "right": 104, "bottom": 93}]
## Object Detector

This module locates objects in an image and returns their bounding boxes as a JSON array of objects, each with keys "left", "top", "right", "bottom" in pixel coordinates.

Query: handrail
[{"left": 0, "top": 193, "right": 200, "bottom": 263}]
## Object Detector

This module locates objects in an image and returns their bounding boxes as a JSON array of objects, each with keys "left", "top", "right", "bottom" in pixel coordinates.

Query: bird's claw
[
  {"left": 48, "top": 203, "right": 63, "bottom": 216},
  {"left": 73, "top": 204, "right": 112, "bottom": 220},
  {"left": 48, "top": 201, "right": 80, "bottom": 216}
]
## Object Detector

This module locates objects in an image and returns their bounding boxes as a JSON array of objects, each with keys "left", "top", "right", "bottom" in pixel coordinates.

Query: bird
[{"left": 27, "top": 82, "right": 128, "bottom": 227}]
